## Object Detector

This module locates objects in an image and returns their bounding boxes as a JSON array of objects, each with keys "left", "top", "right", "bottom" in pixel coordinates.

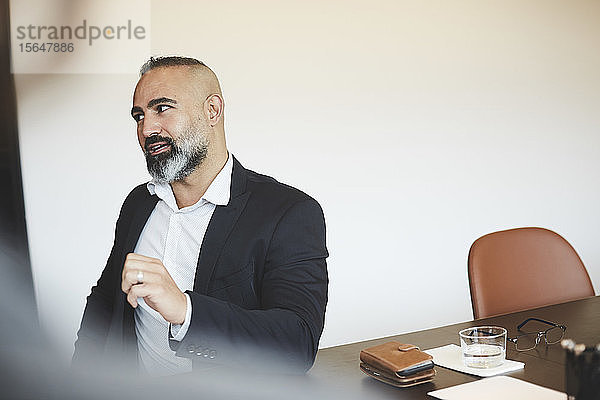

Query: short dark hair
[{"left": 139, "top": 56, "right": 206, "bottom": 76}]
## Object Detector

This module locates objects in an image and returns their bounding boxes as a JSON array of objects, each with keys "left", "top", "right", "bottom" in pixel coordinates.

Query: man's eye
[
  {"left": 157, "top": 104, "right": 172, "bottom": 113},
  {"left": 133, "top": 114, "right": 144, "bottom": 122}
]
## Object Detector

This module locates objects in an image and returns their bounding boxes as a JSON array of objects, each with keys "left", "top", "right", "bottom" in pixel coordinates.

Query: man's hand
[{"left": 121, "top": 253, "right": 187, "bottom": 325}]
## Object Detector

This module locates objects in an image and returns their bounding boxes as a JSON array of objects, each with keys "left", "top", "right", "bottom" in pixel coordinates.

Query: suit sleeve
[{"left": 169, "top": 197, "right": 328, "bottom": 372}]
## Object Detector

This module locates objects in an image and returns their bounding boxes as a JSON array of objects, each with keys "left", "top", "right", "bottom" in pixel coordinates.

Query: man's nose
[{"left": 141, "top": 115, "right": 161, "bottom": 137}]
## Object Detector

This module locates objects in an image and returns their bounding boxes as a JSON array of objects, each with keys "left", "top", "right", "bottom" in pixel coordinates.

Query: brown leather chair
[{"left": 468, "top": 227, "right": 595, "bottom": 319}]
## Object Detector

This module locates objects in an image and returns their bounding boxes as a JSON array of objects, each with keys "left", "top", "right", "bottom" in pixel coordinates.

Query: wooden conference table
[{"left": 308, "top": 296, "right": 600, "bottom": 399}]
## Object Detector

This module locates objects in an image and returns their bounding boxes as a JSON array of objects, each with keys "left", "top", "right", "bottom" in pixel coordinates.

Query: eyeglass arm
[{"left": 517, "top": 317, "right": 562, "bottom": 331}]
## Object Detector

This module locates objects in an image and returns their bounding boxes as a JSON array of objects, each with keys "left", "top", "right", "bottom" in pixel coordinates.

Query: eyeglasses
[{"left": 507, "top": 318, "right": 567, "bottom": 352}]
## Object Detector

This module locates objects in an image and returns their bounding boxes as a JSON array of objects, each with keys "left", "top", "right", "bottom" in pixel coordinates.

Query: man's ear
[{"left": 204, "top": 94, "right": 224, "bottom": 126}]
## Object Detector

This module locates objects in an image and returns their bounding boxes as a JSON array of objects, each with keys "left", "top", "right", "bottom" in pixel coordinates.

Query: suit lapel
[
  {"left": 123, "top": 192, "right": 160, "bottom": 255},
  {"left": 121, "top": 189, "right": 159, "bottom": 356},
  {"left": 194, "top": 157, "right": 250, "bottom": 294}
]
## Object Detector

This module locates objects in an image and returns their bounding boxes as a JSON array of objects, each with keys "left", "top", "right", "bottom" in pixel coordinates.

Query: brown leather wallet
[{"left": 359, "top": 341, "right": 435, "bottom": 387}]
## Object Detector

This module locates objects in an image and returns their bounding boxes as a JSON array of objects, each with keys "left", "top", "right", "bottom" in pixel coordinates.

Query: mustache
[{"left": 144, "top": 135, "right": 175, "bottom": 154}]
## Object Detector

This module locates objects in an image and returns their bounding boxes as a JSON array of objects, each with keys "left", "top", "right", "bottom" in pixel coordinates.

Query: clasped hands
[{"left": 121, "top": 253, "right": 187, "bottom": 325}]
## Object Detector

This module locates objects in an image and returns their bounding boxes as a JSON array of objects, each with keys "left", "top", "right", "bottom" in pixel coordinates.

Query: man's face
[{"left": 131, "top": 66, "right": 210, "bottom": 184}]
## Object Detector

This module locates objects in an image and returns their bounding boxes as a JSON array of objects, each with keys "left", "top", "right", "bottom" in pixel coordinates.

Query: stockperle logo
[
  {"left": 10, "top": 0, "right": 151, "bottom": 74},
  {"left": 15, "top": 19, "right": 146, "bottom": 46}
]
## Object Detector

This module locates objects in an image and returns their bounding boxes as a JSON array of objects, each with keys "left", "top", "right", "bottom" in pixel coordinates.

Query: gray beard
[{"left": 145, "top": 131, "right": 209, "bottom": 184}]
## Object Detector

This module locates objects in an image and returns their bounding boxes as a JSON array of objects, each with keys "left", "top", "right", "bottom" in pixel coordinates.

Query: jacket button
[
  {"left": 187, "top": 345, "right": 195, "bottom": 354},
  {"left": 196, "top": 347, "right": 208, "bottom": 357},
  {"left": 209, "top": 350, "right": 217, "bottom": 359}
]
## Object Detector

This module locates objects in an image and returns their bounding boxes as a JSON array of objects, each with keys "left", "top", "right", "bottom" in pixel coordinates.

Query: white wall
[{"left": 15, "top": 0, "right": 600, "bottom": 362}]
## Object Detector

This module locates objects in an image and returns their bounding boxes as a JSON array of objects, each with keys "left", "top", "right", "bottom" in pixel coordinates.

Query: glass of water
[{"left": 459, "top": 326, "right": 507, "bottom": 368}]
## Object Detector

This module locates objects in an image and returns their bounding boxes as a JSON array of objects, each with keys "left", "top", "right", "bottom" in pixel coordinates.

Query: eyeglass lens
[
  {"left": 544, "top": 326, "right": 565, "bottom": 344},
  {"left": 515, "top": 326, "right": 565, "bottom": 351}
]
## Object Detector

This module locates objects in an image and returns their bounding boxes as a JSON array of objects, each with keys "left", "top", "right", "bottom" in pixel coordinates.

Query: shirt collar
[{"left": 146, "top": 153, "right": 233, "bottom": 211}]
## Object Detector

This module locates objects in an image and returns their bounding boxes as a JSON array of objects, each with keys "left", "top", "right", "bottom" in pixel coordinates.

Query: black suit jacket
[{"left": 73, "top": 157, "right": 328, "bottom": 372}]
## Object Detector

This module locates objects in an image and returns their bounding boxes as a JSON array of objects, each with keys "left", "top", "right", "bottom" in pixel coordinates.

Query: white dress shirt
[{"left": 133, "top": 154, "right": 233, "bottom": 376}]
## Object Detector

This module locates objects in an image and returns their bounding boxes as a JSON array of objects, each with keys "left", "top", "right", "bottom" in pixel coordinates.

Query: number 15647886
[{"left": 18, "top": 42, "right": 74, "bottom": 52}]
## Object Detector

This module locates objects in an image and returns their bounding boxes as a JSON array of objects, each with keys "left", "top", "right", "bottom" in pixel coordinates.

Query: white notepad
[
  {"left": 428, "top": 376, "right": 565, "bottom": 400},
  {"left": 424, "top": 344, "right": 524, "bottom": 377}
]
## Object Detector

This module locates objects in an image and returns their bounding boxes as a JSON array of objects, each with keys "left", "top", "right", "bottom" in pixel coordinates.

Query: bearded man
[{"left": 72, "top": 57, "right": 328, "bottom": 376}]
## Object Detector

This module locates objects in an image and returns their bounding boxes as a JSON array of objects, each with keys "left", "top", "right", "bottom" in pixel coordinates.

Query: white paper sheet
[
  {"left": 427, "top": 376, "right": 565, "bottom": 400},
  {"left": 424, "top": 344, "right": 524, "bottom": 377}
]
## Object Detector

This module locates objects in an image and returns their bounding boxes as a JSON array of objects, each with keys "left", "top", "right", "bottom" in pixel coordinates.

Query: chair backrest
[{"left": 468, "top": 227, "right": 595, "bottom": 319}]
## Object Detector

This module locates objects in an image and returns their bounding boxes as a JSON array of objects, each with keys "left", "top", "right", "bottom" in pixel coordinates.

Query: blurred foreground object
[{"left": 562, "top": 339, "right": 600, "bottom": 400}]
